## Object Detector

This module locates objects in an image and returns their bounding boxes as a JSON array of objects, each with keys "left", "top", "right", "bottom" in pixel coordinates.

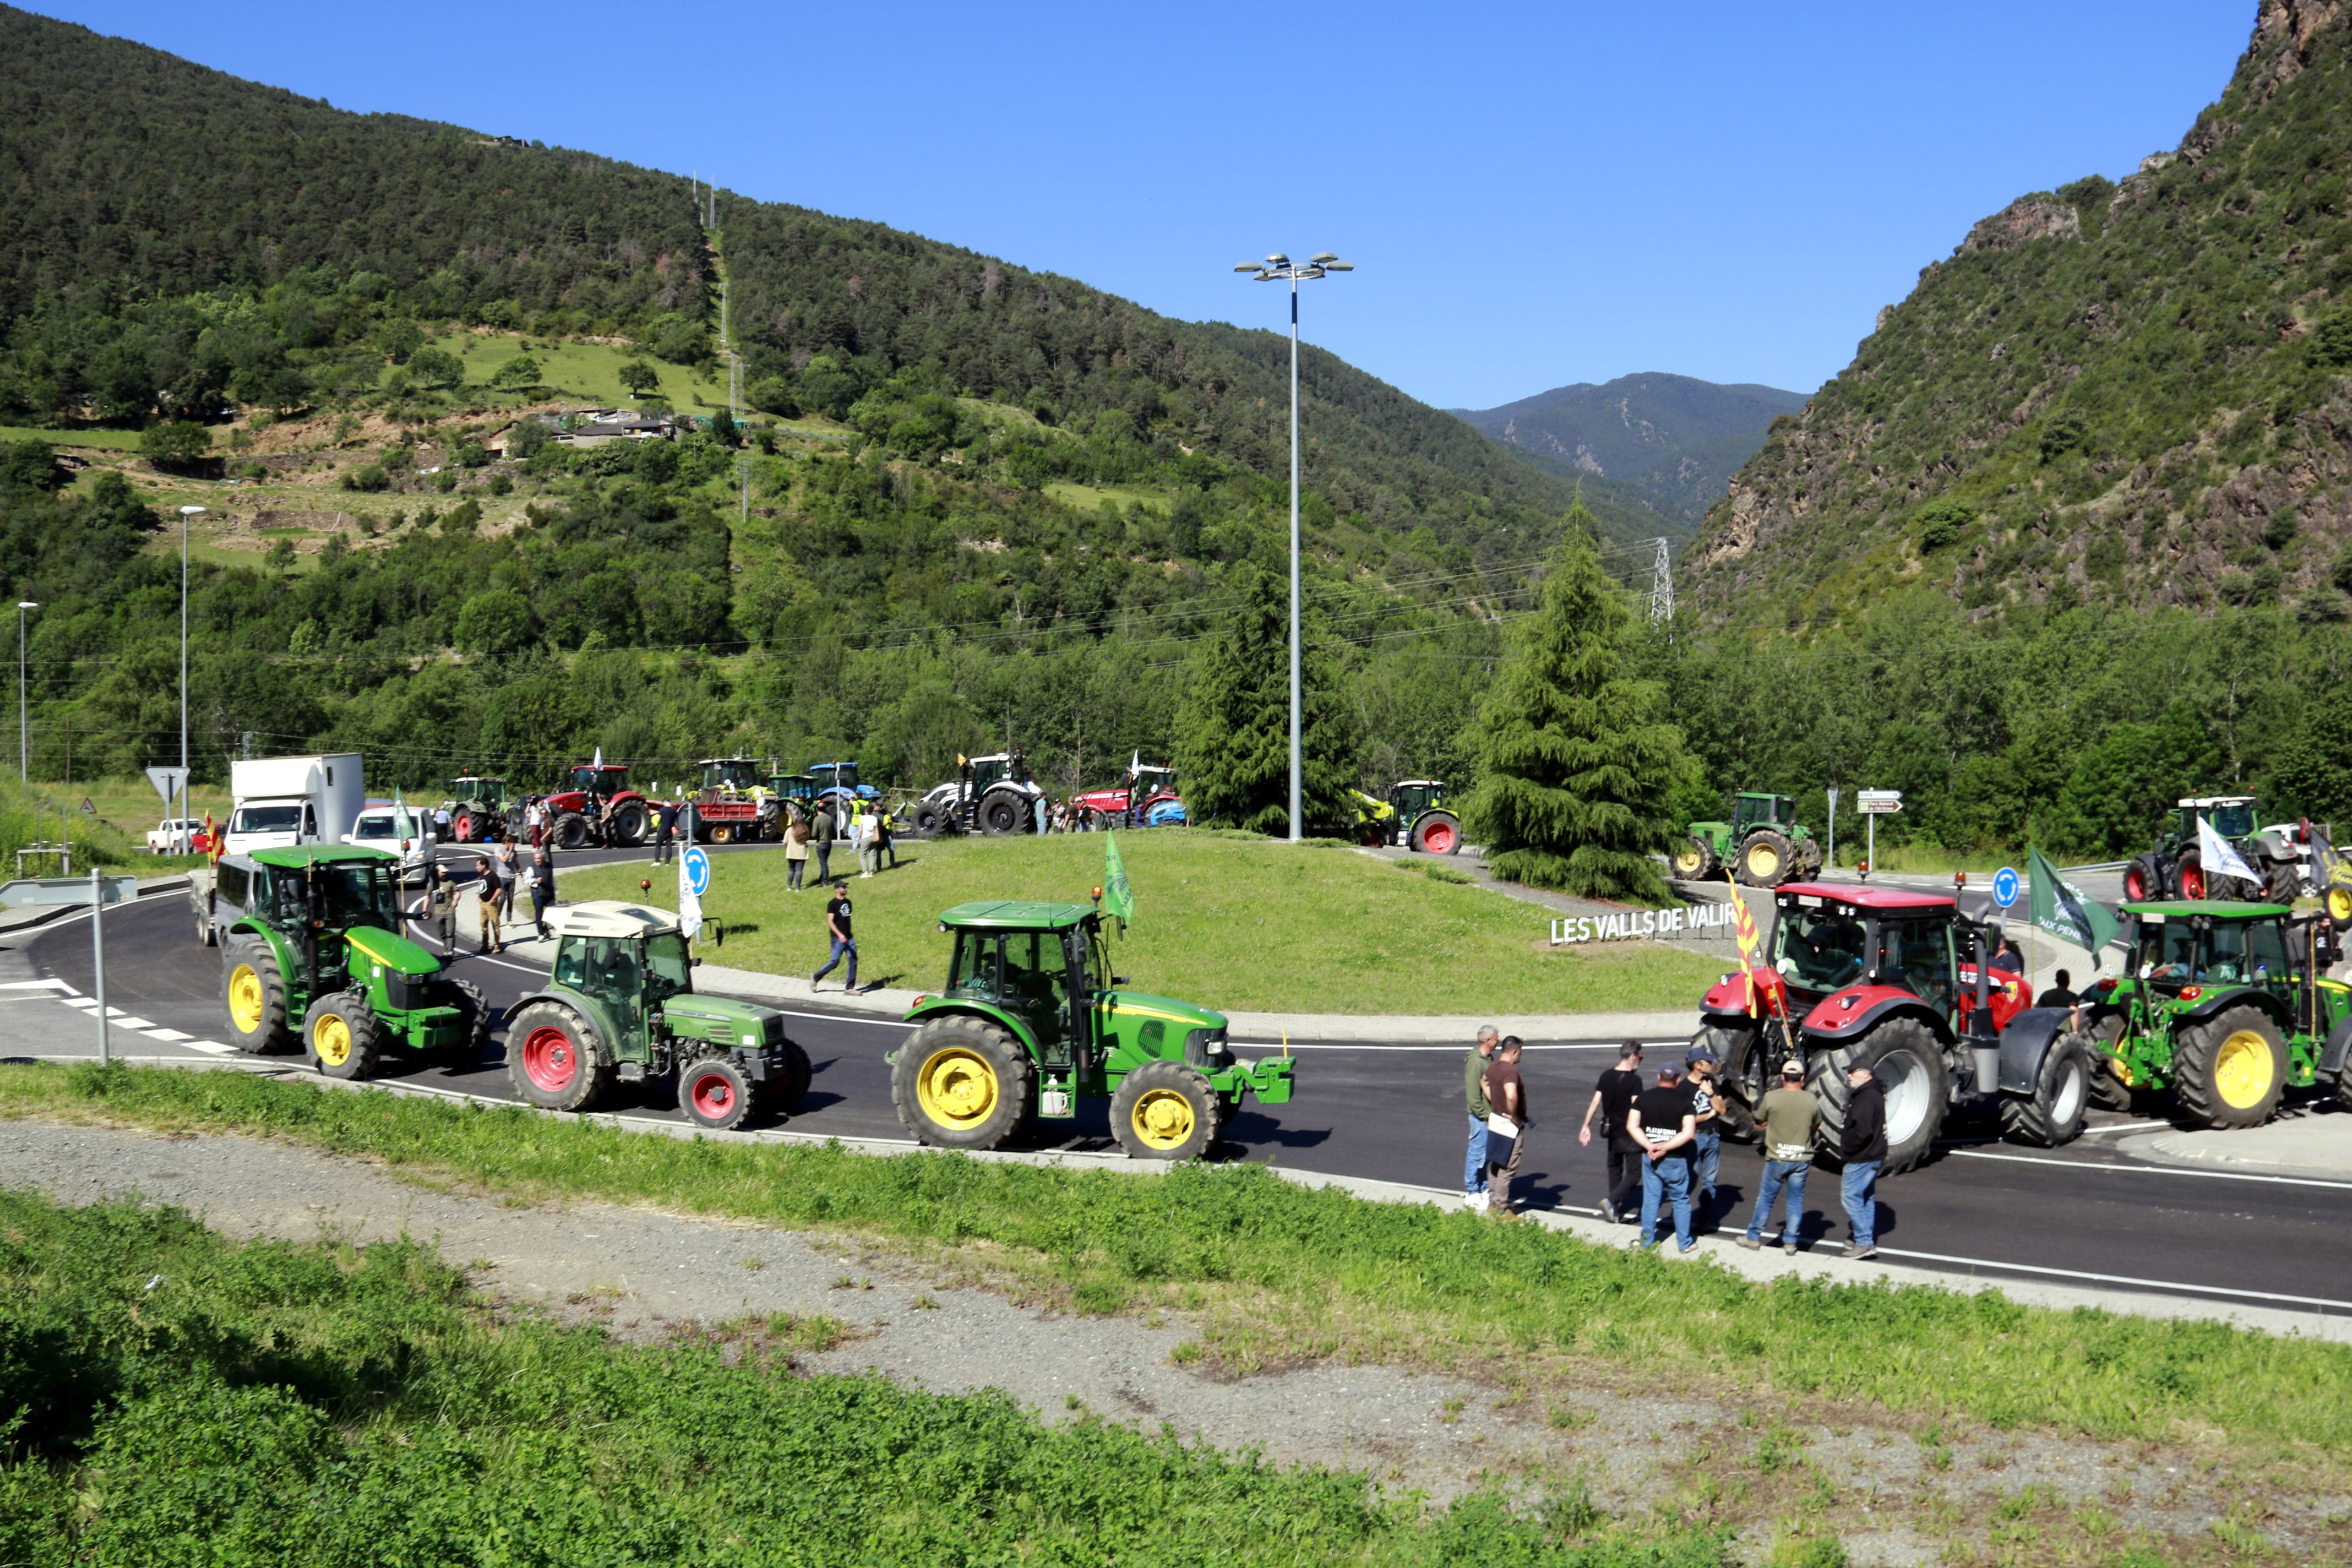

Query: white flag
[
  {"left": 391, "top": 788, "right": 414, "bottom": 845},
  {"left": 2197, "top": 813, "right": 2259, "bottom": 885},
  {"left": 591, "top": 745, "right": 603, "bottom": 769},
  {"left": 678, "top": 845, "right": 703, "bottom": 940}
]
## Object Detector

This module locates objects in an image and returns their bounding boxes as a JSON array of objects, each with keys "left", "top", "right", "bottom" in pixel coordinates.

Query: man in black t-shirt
[
  {"left": 1578, "top": 1041, "right": 1646, "bottom": 1223},
  {"left": 811, "top": 880, "right": 858, "bottom": 992},
  {"left": 1625, "top": 1063, "right": 1698, "bottom": 1253}
]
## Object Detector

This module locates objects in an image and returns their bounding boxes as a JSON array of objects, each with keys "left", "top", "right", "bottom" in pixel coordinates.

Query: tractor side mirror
[{"left": 1113, "top": 976, "right": 1129, "bottom": 986}]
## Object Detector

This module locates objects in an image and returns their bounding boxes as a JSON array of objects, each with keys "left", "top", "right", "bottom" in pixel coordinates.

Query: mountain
[
  {"left": 1686, "top": 0, "right": 2352, "bottom": 629},
  {"left": 1452, "top": 374, "right": 1810, "bottom": 531}
]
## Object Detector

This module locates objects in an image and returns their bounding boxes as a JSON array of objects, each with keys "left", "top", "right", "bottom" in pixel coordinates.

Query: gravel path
[{"left": 8, "top": 1117, "right": 2342, "bottom": 1562}]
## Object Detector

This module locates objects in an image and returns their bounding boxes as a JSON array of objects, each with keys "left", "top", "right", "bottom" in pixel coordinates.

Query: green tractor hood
[
  {"left": 1101, "top": 989, "right": 1226, "bottom": 1033},
  {"left": 345, "top": 924, "right": 444, "bottom": 978},
  {"left": 661, "top": 993, "right": 782, "bottom": 1047}
]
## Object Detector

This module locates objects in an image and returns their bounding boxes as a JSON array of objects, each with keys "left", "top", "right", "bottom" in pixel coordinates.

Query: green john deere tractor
[
  {"left": 206, "top": 844, "right": 491, "bottom": 1077},
  {"left": 2070, "top": 899, "right": 2351, "bottom": 1128},
  {"left": 890, "top": 900, "right": 1296, "bottom": 1159},
  {"left": 503, "top": 900, "right": 810, "bottom": 1131},
  {"left": 1675, "top": 792, "right": 1823, "bottom": 888}
]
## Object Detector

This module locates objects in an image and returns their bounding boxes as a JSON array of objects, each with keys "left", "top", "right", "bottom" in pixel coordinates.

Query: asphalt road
[{"left": 8, "top": 870, "right": 2348, "bottom": 1320}]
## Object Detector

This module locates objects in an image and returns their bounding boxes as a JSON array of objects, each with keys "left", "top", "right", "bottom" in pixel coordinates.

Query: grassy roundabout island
[{"left": 557, "top": 831, "right": 1723, "bottom": 1016}]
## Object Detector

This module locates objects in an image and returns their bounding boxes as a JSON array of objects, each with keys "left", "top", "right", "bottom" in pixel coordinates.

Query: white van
[{"left": 344, "top": 804, "right": 434, "bottom": 883}]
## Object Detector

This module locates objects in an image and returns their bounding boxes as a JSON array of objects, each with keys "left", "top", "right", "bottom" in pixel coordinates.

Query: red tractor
[
  {"left": 1692, "top": 881, "right": 2091, "bottom": 1173},
  {"left": 542, "top": 761, "right": 655, "bottom": 850},
  {"left": 1069, "top": 763, "right": 1181, "bottom": 829}
]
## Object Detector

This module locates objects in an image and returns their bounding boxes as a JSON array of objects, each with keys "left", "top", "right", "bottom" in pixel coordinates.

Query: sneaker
[
  {"left": 1736, "top": 1235, "right": 1761, "bottom": 1251},
  {"left": 1783, "top": 1242, "right": 1799, "bottom": 1256},
  {"left": 1845, "top": 1242, "right": 1878, "bottom": 1260},
  {"left": 1598, "top": 1200, "right": 1619, "bottom": 1224},
  {"left": 1675, "top": 1242, "right": 1698, "bottom": 1254}
]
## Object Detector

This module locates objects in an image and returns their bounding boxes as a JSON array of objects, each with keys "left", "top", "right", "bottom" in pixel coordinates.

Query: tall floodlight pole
[
  {"left": 177, "top": 507, "right": 206, "bottom": 853},
  {"left": 1235, "top": 251, "right": 1352, "bottom": 841},
  {"left": 17, "top": 601, "right": 36, "bottom": 782}
]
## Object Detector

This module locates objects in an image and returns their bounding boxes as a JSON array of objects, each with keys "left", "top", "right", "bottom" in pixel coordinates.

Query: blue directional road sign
[
  {"left": 1992, "top": 867, "right": 2020, "bottom": 909},
  {"left": 683, "top": 846, "right": 711, "bottom": 897}
]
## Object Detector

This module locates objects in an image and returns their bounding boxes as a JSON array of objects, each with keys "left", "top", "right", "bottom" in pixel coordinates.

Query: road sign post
[
  {"left": 1855, "top": 790, "right": 1902, "bottom": 882},
  {"left": 1826, "top": 787, "right": 1839, "bottom": 872},
  {"left": 145, "top": 764, "right": 191, "bottom": 855}
]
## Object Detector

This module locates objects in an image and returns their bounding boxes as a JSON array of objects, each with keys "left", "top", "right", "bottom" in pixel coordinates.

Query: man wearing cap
[
  {"left": 1625, "top": 1060, "right": 1698, "bottom": 1253},
  {"left": 1578, "top": 1040, "right": 1646, "bottom": 1224},
  {"left": 1482, "top": 1036, "right": 1530, "bottom": 1214},
  {"left": 1739, "top": 1058, "right": 1819, "bottom": 1254},
  {"left": 1685, "top": 1046, "right": 1726, "bottom": 1225},
  {"left": 1461, "top": 1026, "right": 1500, "bottom": 1210},
  {"left": 1839, "top": 1061, "right": 1886, "bottom": 1259}
]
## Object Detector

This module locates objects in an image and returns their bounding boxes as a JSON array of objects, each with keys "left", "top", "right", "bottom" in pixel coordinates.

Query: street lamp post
[
  {"left": 1235, "top": 251, "right": 1352, "bottom": 841},
  {"left": 176, "top": 507, "right": 205, "bottom": 853},
  {"left": 17, "top": 600, "right": 35, "bottom": 782}
]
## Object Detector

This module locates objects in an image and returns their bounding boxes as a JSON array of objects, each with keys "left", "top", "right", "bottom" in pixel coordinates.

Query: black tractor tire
[
  {"left": 506, "top": 999, "right": 613, "bottom": 1113},
  {"left": 1671, "top": 836, "right": 1717, "bottom": 880},
  {"left": 2173, "top": 848, "right": 2209, "bottom": 901},
  {"left": 977, "top": 792, "right": 1028, "bottom": 837},
  {"left": 2172, "top": 1004, "right": 2287, "bottom": 1130},
  {"left": 220, "top": 938, "right": 294, "bottom": 1054},
  {"left": 2121, "top": 856, "right": 2163, "bottom": 904},
  {"left": 1800, "top": 836, "right": 1826, "bottom": 874},
  {"left": 197, "top": 908, "right": 217, "bottom": 948},
  {"left": 892, "top": 1014, "right": 1032, "bottom": 1149},
  {"left": 304, "top": 992, "right": 383, "bottom": 1081},
  {"left": 1110, "top": 1058, "right": 1218, "bottom": 1161},
  {"left": 2083, "top": 1016, "right": 2132, "bottom": 1111},
  {"left": 438, "top": 975, "right": 492, "bottom": 1070},
  {"left": 1736, "top": 829, "right": 1797, "bottom": 889},
  {"left": 1999, "top": 1031, "right": 2094, "bottom": 1148},
  {"left": 1807, "top": 1015, "right": 1950, "bottom": 1175},
  {"left": 2263, "top": 859, "right": 2300, "bottom": 904},
  {"left": 910, "top": 801, "right": 949, "bottom": 837},
  {"left": 680, "top": 1055, "right": 757, "bottom": 1132},
  {"left": 553, "top": 811, "right": 592, "bottom": 851},
  {"left": 609, "top": 799, "right": 649, "bottom": 847},
  {"left": 1410, "top": 810, "right": 1463, "bottom": 856},
  {"left": 708, "top": 823, "right": 737, "bottom": 845},
  {"left": 776, "top": 1037, "right": 813, "bottom": 1111},
  {"left": 451, "top": 810, "right": 478, "bottom": 844}
]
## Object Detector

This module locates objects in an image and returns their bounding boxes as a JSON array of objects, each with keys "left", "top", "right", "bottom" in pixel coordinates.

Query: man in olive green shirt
[
  {"left": 1462, "top": 1025, "right": 1499, "bottom": 1208},
  {"left": 1739, "top": 1059, "right": 1819, "bottom": 1255}
]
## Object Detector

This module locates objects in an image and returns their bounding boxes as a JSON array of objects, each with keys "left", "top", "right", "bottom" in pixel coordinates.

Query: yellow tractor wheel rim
[
  {"left": 1131, "top": 1087, "right": 1196, "bottom": 1150},
  {"left": 314, "top": 1012, "right": 353, "bottom": 1068},
  {"left": 2214, "top": 1029, "right": 2274, "bottom": 1109},
  {"left": 2329, "top": 887, "right": 2352, "bottom": 924},
  {"left": 1674, "top": 844, "right": 1703, "bottom": 874},
  {"left": 916, "top": 1047, "right": 998, "bottom": 1129},
  {"left": 228, "top": 966, "right": 265, "bottom": 1033},
  {"left": 1747, "top": 842, "right": 1781, "bottom": 878}
]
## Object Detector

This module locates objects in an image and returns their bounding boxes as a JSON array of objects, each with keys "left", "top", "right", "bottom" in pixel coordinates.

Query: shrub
[
  {"left": 2308, "top": 305, "right": 2352, "bottom": 369},
  {"left": 139, "top": 421, "right": 211, "bottom": 470},
  {"left": 2264, "top": 508, "right": 2299, "bottom": 549},
  {"left": 2038, "top": 412, "right": 2089, "bottom": 461},
  {"left": 1914, "top": 498, "right": 1973, "bottom": 552},
  {"left": 340, "top": 464, "right": 390, "bottom": 492}
]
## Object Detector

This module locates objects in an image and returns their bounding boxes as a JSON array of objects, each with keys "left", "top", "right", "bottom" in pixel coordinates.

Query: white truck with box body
[{"left": 221, "top": 754, "right": 365, "bottom": 858}]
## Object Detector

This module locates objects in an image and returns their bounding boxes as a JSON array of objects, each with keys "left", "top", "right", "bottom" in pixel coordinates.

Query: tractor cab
[
  {"left": 2170, "top": 797, "right": 2260, "bottom": 845},
  {"left": 447, "top": 775, "right": 507, "bottom": 810},
  {"left": 965, "top": 752, "right": 1032, "bottom": 792},
  {"left": 1390, "top": 780, "right": 1445, "bottom": 819},
  {"left": 2111, "top": 900, "right": 2305, "bottom": 1000},
  {"left": 568, "top": 763, "right": 632, "bottom": 800},
  {"left": 1732, "top": 792, "right": 1796, "bottom": 833},
  {"left": 766, "top": 773, "right": 818, "bottom": 804},
  {"left": 697, "top": 758, "right": 765, "bottom": 798},
  {"left": 809, "top": 761, "right": 874, "bottom": 802},
  {"left": 548, "top": 902, "right": 701, "bottom": 1060}
]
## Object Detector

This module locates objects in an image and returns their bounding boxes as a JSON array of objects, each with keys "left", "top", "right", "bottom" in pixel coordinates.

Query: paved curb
[
  {"left": 0, "top": 874, "right": 190, "bottom": 935},
  {"left": 34, "top": 1053, "right": 2351, "bottom": 1344},
  {"left": 2115, "top": 1115, "right": 2352, "bottom": 1183}
]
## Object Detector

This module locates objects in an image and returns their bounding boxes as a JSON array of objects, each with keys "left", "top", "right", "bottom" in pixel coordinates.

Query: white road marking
[
  {"left": 2071, "top": 1119, "right": 2174, "bottom": 1139},
  {"left": 143, "top": 1028, "right": 191, "bottom": 1042},
  {"left": 107, "top": 1014, "right": 157, "bottom": 1030},
  {"left": 182, "top": 1041, "right": 236, "bottom": 1055},
  {"left": 1235, "top": 1039, "right": 1640, "bottom": 1053},
  {"left": 1950, "top": 1146, "right": 2352, "bottom": 1192},
  {"left": 1875, "top": 1244, "right": 2352, "bottom": 1311},
  {"left": 0, "top": 978, "right": 72, "bottom": 992}
]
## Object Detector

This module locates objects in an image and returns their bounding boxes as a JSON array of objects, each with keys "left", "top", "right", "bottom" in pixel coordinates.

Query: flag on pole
[
  {"left": 2027, "top": 846, "right": 2119, "bottom": 956},
  {"left": 678, "top": 844, "right": 703, "bottom": 940},
  {"left": 1103, "top": 831, "right": 1134, "bottom": 933},
  {"left": 2196, "top": 814, "right": 2260, "bottom": 886},
  {"left": 1725, "top": 880, "right": 1766, "bottom": 1011},
  {"left": 391, "top": 787, "right": 414, "bottom": 845},
  {"left": 591, "top": 745, "right": 603, "bottom": 770},
  {"left": 1129, "top": 750, "right": 1140, "bottom": 779},
  {"left": 2311, "top": 823, "right": 2352, "bottom": 924}
]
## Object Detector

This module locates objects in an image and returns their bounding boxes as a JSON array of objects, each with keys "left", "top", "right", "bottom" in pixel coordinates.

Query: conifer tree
[
  {"left": 1175, "top": 563, "right": 1360, "bottom": 835},
  {"left": 1462, "top": 514, "right": 1693, "bottom": 901}
]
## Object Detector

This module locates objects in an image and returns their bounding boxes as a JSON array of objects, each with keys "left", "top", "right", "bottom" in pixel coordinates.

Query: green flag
[
  {"left": 1103, "top": 831, "right": 1134, "bottom": 932},
  {"left": 2028, "top": 845, "right": 2119, "bottom": 958}
]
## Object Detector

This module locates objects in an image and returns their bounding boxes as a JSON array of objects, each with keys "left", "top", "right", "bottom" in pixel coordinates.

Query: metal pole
[
  {"left": 16, "top": 605, "right": 25, "bottom": 782},
  {"left": 90, "top": 866, "right": 107, "bottom": 1066},
  {"left": 1287, "top": 270, "right": 1302, "bottom": 843},
  {"left": 1826, "top": 787, "right": 1838, "bottom": 873},
  {"left": 180, "top": 506, "right": 189, "bottom": 854},
  {"left": 1866, "top": 812, "right": 1876, "bottom": 883}
]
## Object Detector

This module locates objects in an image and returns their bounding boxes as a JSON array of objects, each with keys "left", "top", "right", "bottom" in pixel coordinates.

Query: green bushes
[{"left": 0, "top": 1182, "right": 1717, "bottom": 1568}]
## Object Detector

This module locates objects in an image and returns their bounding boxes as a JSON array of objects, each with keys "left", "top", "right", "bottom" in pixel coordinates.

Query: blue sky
[{"left": 36, "top": 2, "right": 2252, "bottom": 409}]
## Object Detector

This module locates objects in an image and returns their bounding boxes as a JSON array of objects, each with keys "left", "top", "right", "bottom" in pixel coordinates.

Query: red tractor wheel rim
[
  {"left": 689, "top": 1070, "right": 734, "bottom": 1119},
  {"left": 522, "top": 1026, "right": 578, "bottom": 1092},
  {"left": 1423, "top": 821, "right": 1456, "bottom": 854},
  {"left": 2183, "top": 864, "right": 2206, "bottom": 899},
  {"left": 2124, "top": 868, "right": 2145, "bottom": 900}
]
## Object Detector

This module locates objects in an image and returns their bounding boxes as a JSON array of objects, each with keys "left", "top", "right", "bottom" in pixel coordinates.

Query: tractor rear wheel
[
  {"left": 553, "top": 811, "right": 591, "bottom": 850},
  {"left": 978, "top": 793, "right": 1027, "bottom": 836},
  {"left": 2175, "top": 850, "right": 2208, "bottom": 900},
  {"left": 305, "top": 992, "right": 383, "bottom": 1081},
  {"left": 1807, "top": 1015, "right": 1950, "bottom": 1175},
  {"left": 893, "top": 1015, "right": 1031, "bottom": 1149},
  {"left": 681, "top": 1056, "right": 756, "bottom": 1132},
  {"left": 2329, "top": 884, "right": 2352, "bottom": 931},
  {"left": 2263, "top": 859, "right": 2299, "bottom": 903},
  {"left": 439, "top": 976, "right": 492, "bottom": 1070},
  {"left": 911, "top": 802, "right": 948, "bottom": 837},
  {"left": 1672, "top": 836, "right": 1717, "bottom": 879},
  {"left": 1999, "top": 1031, "right": 2093, "bottom": 1148},
  {"left": 709, "top": 823, "right": 737, "bottom": 845},
  {"left": 1111, "top": 1059, "right": 1217, "bottom": 1161},
  {"left": 2082, "top": 1016, "right": 2132, "bottom": 1111},
  {"left": 776, "top": 1038, "right": 813, "bottom": 1111},
  {"left": 1737, "top": 829, "right": 1796, "bottom": 888},
  {"left": 221, "top": 939, "right": 293, "bottom": 1054},
  {"left": 1693, "top": 1023, "right": 1763, "bottom": 1139},
  {"left": 2172, "top": 1005, "right": 2286, "bottom": 1129},
  {"left": 452, "top": 810, "right": 477, "bottom": 843},
  {"left": 2122, "top": 856, "right": 2162, "bottom": 903},
  {"left": 1411, "top": 811, "right": 1462, "bottom": 855},
  {"left": 609, "top": 800, "right": 649, "bottom": 847},
  {"left": 507, "top": 1000, "right": 612, "bottom": 1113}
]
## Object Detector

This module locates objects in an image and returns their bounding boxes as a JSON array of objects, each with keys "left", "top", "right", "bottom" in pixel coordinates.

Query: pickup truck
[{"left": 146, "top": 818, "right": 215, "bottom": 854}]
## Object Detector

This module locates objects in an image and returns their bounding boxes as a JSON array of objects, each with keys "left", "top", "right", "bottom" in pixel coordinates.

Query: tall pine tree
[
  {"left": 1175, "top": 563, "right": 1360, "bottom": 834},
  {"left": 1462, "top": 514, "right": 1693, "bottom": 901}
]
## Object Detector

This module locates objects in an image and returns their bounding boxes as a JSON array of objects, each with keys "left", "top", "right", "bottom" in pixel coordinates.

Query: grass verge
[
  {"left": 11, "top": 1061, "right": 2349, "bottom": 1469},
  {"left": 0, "top": 1183, "right": 1717, "bottom": 1567},
  {"left": 562, "top": 830, "right": 1724, "bottom": 1014}
]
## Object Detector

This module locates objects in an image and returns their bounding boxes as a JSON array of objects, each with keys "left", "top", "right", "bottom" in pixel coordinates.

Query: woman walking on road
[{"left": 785, "top": 806, "right": 811, "bottom": 891}]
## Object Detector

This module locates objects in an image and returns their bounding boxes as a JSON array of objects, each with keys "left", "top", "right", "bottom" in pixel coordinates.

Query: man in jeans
[
  {"left": 1460, "top": 1026, "right": 1500, "bottom": 1209},
  {"left": 1481, "top": 1037, "right": 1529, "bottom": 1213},
  {"left": 1739, "top": 1058, "right": 1817, "bottom": 1255},
  {"left": 812, "top": 802, "right": 837, "bottom": 885},
  {"left": 1839, "top": 1061, "right": 1886, "bottom": 1259},
  {"left": 1685, "top": 1046, "right": 1725, "bottom": 1224},
  {"left": 1577, "top": 1039, "right": 1646, "bottom": 1223},
  {"left": 1627, "top": 1061, "right": 1698, "bottom": 1253},
  {"left": 811, "top": 879, "right": 857, "bottom": 992}
]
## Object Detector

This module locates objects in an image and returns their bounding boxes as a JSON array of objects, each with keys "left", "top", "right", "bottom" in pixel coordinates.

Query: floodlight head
[
  {"left": 1324, "top": 260, "right": 1354, "bottom": 271},
  {"left": 1310, "top": 252, "right": 1338, "bottom": 264},
  {"left": 177, "top": 505, "right": 207, "bottom": 517},
  {"left": 1266, "top": 252, "right": 1290, "bottom": 266},
  {"left": 16, "top": 602, "right": 35, "bottom": 610},
  {"left": 1234, "top": 263, "right": 1261, "bottom": 273}
]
